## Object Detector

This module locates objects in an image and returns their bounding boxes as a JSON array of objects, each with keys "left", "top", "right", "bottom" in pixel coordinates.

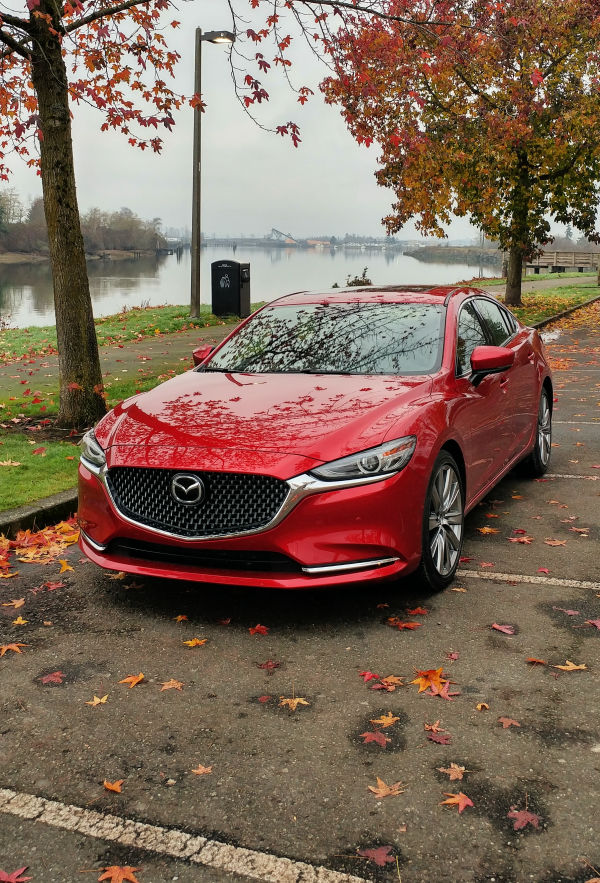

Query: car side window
[
  {"left": 475, "top": 298, "right": 512, "bottom": 346},
  {"left": 456, "top": 302, "right": 488, "bottom": 376}
]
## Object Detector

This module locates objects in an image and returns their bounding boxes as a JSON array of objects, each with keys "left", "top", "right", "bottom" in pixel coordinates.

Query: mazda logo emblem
[{"left": 171, "top": 473, "right": 205, "bottom": 506}]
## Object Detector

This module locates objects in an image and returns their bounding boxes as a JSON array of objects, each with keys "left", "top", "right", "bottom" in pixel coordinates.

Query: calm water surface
[{"left": 0, "top": 246, "right": 496, "bottom": 328}]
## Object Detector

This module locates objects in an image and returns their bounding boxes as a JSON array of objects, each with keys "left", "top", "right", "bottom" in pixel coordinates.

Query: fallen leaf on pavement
[
  {"left": 160, "top": 679, "right": 184, "bottom": 691},
  {"left": 427, "top": 731, "right": 451, "bottom": 744},
  {"left": 424, "top": 720, "right": 443, "bottom": 733},
  {"left": 119, "top": 673, "right": 144, "bottom": 689},
  {"left": 1, "top": 599, "right": 24, "bottom": 609},
  {"left": 173, "top": 615, "right": 188, "bottom": 622},
  {"left": 359, "top": 670, "right": 380, "bottom": 682},
  {"left": 249, "top": 624, "right": 269, "bottom": 635},
  {"left": 411, "top": 667, "right": 446, "bottom": 693},
  {"left": 491, "top": 623, "right": 515, "bottom": 635},
  {"left": 183, "top": 638, "right": 207, "bottom": 648},
  {"left": 476, "top": 702, "right": 489, "bottom": 711},
  {"left": 552, "top": 660, "right": 587, "bottom": 671},
  {"left": 357, "top": 846, "right": 396, "bottom": 867},
  {"left": 437, "top": 763, "right": 467, "bottom": 781},
  {"left": 279, "top": 696, "right": 310, "bottom": 710},
  {"left": 12, "top": 616, "right": 28, "bottom": 625},
  {"left": 428, "top": 681, "right": 460, "bottom": 700},
  {"left": 507, "top": 806, "right": 541, "bottom": 830},
  {"left": 359, "top": 730, "right": 390, "bottom": 748},
  {"left": 477, "top": 526, "right": 500, "bottom": 535},
  {"left": 191, "top": 764, "right": 212, "bottom": 775},
  {"left": 104, "top": 779, "right": 124, "bottom": 793},
  {"left": 526, "top": 658, "right": 547, "bottom": 666},
  {"left": 258, "top": 660, "right": 281, "bottom": 673},
  {"left": 370, "top": 711, "right": 400, "bottom": 728},
  {"left": 58, "top": 559, "right": 73, "bottom": 573},
  {"left": 0, "top": 643, "right": 27, "bottom": 656},
  {"left": 39, "top": 671, "right": 65, "bottom": 684},
  {"left": 85, "top": 694, "right": 108, "bottom": 706},
  {"left": 406, "top": 606, "right": 428, "bottom": 615},
  {"left": 545, "top": 539, "right": 566, "bottom": 546},
  {"left": 440, "top": 792, "right": 474, "bottom": 813},
  {"left": 368, "top": 776, "right": 406, "bottom": 798},
  {"left": 0, "top": 868, "right": 32, "bottom": 883},
  {"left": 372, "top": 675, "right": 404, "bottom": 692},
  {"left": 98, "top": 868, "right": 141, "bottom": 883},
  {"left": 386, "top": 617, "right": 421, "bottom": 630},
  {"left": 498, "top": 717, "right": 521, "bottom": 729}
]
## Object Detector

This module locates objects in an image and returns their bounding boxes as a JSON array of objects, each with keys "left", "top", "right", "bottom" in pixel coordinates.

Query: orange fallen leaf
[
  {"left": 2, "top": 598, "right": 25, "bottom": 609},
  {"left": 411, "top": 667, "right": 446, "bottom": 693},
  {"left": 103, "top": 779, "right": 124, "bottom": 793},
  {"left": 552, "top": 660, "right": 587, "bottom": 672},
  {"left": 0, "top": 642, "right": 27, "bottom": 656},
  {"left": 544, "top": 539, "right": 566, "bottom": 547},
  {"left": 86, "top": 694, "right": 108, "bottom": 706},
  {"left": 279, "top": 696, "right": 310, "bottom": 710},
  {"left": 12, "top": 616, "right": 28, "bottom": 625},
  {"left": 424, "top": 719, "right": 443, "bottom": 733},
  {"left": 108, "top": 571, "right": 126, "bottom": 580},
  {"left": 183, "top": 638, "right": 207, "bottom": 648},
  {"left": 476, "top": 702, "right": 489, "bottom": 711},
  {"left": 477, "top": 526, "right": 500, "bottom": 535},
  {"left": 451, "top": 586, "right": 467, "bottom": 593},
  {"left": 191, "top": 764, "right": 213, "bottom": 775},
  {"left": 160, "top": 679, "right": 184, "bottom": 691},
  {"left": 173, "top": 615, "right": 188, "bottom": 622},
  {"left": 440, "top": 792, "right": 474, "bottom": 813},
  {"left": 526, "top": 657, "right": 547, "bottom": 665},
  {"left": 119, "top": 673, "right": 144, "bottom": 688},
  {"left": 368, "top": 776, "right": 406, "bottom": 798},
  {"left": 437, "top": 763, "right": 467, "bottom": 781},
  {"left": 98, "top": 867, "right": 141, "bottom": 883},
  {"left": 369, "top": 711, "right": 400, "bottom": 728},
  {"left": 58, "top": 559, "right": 73, "bottom": 573}
]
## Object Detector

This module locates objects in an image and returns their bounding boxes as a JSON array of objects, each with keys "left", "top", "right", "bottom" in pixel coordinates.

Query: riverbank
[
  {"left": 404, "top": 244, "right": 502, "bottom": 265},
  {"left": 0, "top": 249, "right": 158, "bottom": 265}
]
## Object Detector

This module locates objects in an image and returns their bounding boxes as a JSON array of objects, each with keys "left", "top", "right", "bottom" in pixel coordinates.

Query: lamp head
[{"left": 202, "top": 30, "right": 236, "bottom": 44}]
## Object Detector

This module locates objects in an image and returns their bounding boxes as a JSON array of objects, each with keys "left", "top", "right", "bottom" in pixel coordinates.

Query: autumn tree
[{"left": 321, "top": 0, "right": 600, "bottom": 305}]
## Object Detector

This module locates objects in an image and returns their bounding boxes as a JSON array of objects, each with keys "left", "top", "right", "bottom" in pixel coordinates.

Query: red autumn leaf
[
  {"left": 249, "top": 624, "right": 269, "bottom": 635},
  {"left": 357, "top": 845, "right": 396, "bottom": 867},
  {"left": 39, "top": 670, "right": 65, "bottom": 684},
  {"left": 552, "top": 606, "right": 580, "bottom": 616},
  {"left": 512, "top": 528, "right": 529, "bottom": 535},
  {"left": 491, "top": 623, "right": 515, "bottom": 635},
  {"left": 359, "top": 729, "right": 391, "bottom": 747},
  {"left": 257, "top": 659, "right": 280, "bottom": 672},
  {"left": 446, "top": 651, "right": 460, "bottom": 661},
  {"left": 440, "top": 792, "right": 474, "bottom": 813},
  {"left": 44, "top": 581, "right": 65, "bottom": 590},
  {"left": 537, "top": 567, "right": 550, "bottom": 574},
  {"left": 480, "top": 562, "right": 495, "bottom": 568},
  {"left": 586, "top": 618, "right": 600, "bottom": 630},
  {"left": 406, "top": 606, "right": 428, "bottom": 615},
  {"left": 386, "top": 617, "right": 421, "bottom": 630},
  {"left": 526, "top": 658, "right": 547, "bottom": 666},
  {"left": 32, "top": 447, "right": 46, "bottom": 455},
  {"left": 507, "top": 807, "right": 541, "bottom": 830},
  {"left": 427, "top": 731, "right": 452, "bottom": 744},
  {"left": 67, "top": 382, "right": 83, "bottom": 391},
  {"left": 498, "top": 717, "right": 521, "bottom": 729},
  {"left": 0, "top": 869, "right": 32, "bottom": 883},
  {"left": 428, "top": 681, "right": 460, "bottom": 700},
  {"left": 359, "top": 670, "right": 380, "bottom": 682},
  {"left": 257, "top": 695, "right": 272, "bottom": 703}
]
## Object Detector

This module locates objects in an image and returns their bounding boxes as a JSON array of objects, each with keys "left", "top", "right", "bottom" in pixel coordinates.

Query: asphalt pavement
[{"left": 0, "top": 301, "right": 599, "bottom": 883}]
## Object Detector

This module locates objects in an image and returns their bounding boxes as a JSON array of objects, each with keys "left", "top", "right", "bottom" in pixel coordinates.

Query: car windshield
[{"left": 203, "top": 302, "right": 445, "bottom": 375}]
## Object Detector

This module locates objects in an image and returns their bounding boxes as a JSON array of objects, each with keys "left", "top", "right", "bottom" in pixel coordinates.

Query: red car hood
[{"left": 97, "top": 370, "right": 432, "bottom": 464}]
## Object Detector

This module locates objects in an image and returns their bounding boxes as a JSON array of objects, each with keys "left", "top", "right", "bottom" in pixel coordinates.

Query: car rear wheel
[
  {"left": 520, "top": 388, "right": 552, "bottom": 477},
  {"left": 417, "top": 451, "right": 464, "bottom": 592}
]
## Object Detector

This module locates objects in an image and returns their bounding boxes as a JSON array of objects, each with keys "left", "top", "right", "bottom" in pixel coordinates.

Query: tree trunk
[
  {"left": 29, "top": 12, "right": 107, "bottom": 429},
  {"left": 505, "top": 247, "right": 524, "bottom": 306}
]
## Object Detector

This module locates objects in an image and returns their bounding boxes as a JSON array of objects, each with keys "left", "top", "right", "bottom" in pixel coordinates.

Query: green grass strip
[{"left": 0, "top": 434, "right": 80, "bottom": 510}]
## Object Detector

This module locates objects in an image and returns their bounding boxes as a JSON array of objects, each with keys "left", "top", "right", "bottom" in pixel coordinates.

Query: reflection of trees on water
[
  {"left": 207, "top": 303, "right": 444, "bottom": 375},
  {"left": 0, "top": 256, "right": 167, "bottom": 324}
]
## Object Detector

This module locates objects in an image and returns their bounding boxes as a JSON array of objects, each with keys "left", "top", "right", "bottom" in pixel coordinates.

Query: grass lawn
[
  {"left": 470, "top": 271, "right": 597, "bottom": 287},
  {"left": 0, "top": 434, "right": 79, "bottom": 511},
  {"left": 0, "top": 304, "right": 241, "bottom": 361},
  {"left": 1, "top": 287, "right": 598, "bottom": 511}
]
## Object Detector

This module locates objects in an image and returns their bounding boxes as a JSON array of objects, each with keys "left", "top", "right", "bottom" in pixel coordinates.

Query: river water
[{"left": 0, "top": 245, "right": 497, "bottom": 328}]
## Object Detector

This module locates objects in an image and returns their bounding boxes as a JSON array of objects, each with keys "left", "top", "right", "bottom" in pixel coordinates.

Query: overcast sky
[{"left": 6, "top": 0, "right": 481, "bottom": 240}]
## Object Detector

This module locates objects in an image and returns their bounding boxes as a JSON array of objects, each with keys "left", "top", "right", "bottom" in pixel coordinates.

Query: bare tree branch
[
  {"left": 0, "top": 28, "right": 31, "bottom": 60},
  {"left": 65, "top": 0, "right": 151, "bottom": 33}
]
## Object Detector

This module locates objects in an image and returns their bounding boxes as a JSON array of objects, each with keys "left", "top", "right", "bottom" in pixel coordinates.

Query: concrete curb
[
  {"left": 2, "top": 293, "right": 599, "bottom": 539},
  {"left": 0, "top": 488, "right": 78, "bottom": 538}
]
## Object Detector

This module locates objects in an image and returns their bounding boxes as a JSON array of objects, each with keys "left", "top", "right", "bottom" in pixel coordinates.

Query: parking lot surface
[{"left": 1, "top": 305, "right": 599, "bottom": 883}]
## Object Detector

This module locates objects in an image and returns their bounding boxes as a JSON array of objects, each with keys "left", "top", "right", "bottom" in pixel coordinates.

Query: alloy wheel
[{"left": 428, "top": 463, "right": 464, "bottom": 576}]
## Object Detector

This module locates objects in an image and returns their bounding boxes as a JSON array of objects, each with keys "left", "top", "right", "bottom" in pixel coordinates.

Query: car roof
[{"left": 269, "top": 285, "right": 479, "bottom": 307}]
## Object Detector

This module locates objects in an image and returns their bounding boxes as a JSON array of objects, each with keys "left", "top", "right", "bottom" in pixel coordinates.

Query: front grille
[
  {"left": 105, "top": 467, "right": 290, "bottom": 538},
  {"left": 108, "top": 539, "right": 301, "bottom": 572}
]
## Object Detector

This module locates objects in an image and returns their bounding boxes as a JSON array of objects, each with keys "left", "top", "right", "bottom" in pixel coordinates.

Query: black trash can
[{"left": 211, "top": 259, "right": 250, "bottom": 318}]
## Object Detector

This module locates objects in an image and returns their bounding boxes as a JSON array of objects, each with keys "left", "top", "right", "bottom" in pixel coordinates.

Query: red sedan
[{"left": 78, "top": 285, "right": 552, "bottom": 590}]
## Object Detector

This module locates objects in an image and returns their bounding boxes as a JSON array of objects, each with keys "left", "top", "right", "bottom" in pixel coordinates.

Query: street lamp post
[{"left": 190, "top": 28, "right": 235, "bottom": 318}]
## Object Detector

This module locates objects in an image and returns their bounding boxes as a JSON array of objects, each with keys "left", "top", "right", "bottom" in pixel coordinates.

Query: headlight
[
  {"left": 310, "top": 436, "right": 416, "bottom": 481},
  {"left": 80, "top": 430, "right": 106, "bottom": 469}
]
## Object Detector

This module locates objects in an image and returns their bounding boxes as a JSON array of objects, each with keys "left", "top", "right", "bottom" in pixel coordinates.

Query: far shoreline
[{"left": 0, "top": 249, "right": 158, "bottom": 265}]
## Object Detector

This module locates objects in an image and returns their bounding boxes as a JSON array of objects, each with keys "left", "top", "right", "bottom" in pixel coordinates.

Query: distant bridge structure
[{"left": 270, "top": 228, "right": 297, "bottom": 245}]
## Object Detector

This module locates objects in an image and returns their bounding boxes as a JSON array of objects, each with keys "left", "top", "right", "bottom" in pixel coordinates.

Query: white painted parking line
[
  {"left": 457, "top": 570, "right": 600, "bottom": 591},
  {"left": 0, "top": 788, "right": 368, "bottom": 883},
  {"left": 553, "top": 420, "right": 600, "bottom": 425},
  {"left": 545, "top": 473, "right": 599, "bottom": 480}
]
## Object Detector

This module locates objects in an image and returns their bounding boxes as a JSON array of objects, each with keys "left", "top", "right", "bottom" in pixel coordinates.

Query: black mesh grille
[
  {"left": 108, "top": 539, "right": 301, "bottom": 572},
  {"left": 106, "top": 467, "right": 290, "bottom": 537}
]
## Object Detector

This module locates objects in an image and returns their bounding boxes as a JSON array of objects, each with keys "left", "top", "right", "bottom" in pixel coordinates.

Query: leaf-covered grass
[
  {"left": 499, "top": 286, "right": 600, "bottom": 325},
  {"left": 470, "top": 271, "right": 596, "bottom": 287},
  {"left": 0, "top": 434, "right": 80, "bottom": 509},
  {"left": 0, "top": 304, "right": 243, "bottom": 360}
]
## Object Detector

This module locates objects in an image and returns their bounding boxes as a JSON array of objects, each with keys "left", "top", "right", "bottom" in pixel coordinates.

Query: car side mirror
[
  {"left": 470, "top": 345, "right": 515, "bottom": 387},
  {"left": 193, "top": 344, "right": 214, "bottom": 366}
]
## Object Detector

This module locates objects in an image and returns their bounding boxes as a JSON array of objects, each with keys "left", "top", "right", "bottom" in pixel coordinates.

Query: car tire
[
  {"left": 519, "top": 387, "right": 552, "bottom": 478},
  {"left": 417, "top": 451, "right": 465, "bottom": 592}
]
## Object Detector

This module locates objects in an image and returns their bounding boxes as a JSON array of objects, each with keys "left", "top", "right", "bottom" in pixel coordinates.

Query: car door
[
  {"left": 452, "top": 300, "right": 512, "bottom": 502},
  {"left": 473, "top": 297, "right": 537, "bottom": 458}
]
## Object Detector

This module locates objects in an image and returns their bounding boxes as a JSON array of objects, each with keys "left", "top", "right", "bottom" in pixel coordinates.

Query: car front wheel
[{"left": 417, "top": 451, "right": 465, "bottom": 592}]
